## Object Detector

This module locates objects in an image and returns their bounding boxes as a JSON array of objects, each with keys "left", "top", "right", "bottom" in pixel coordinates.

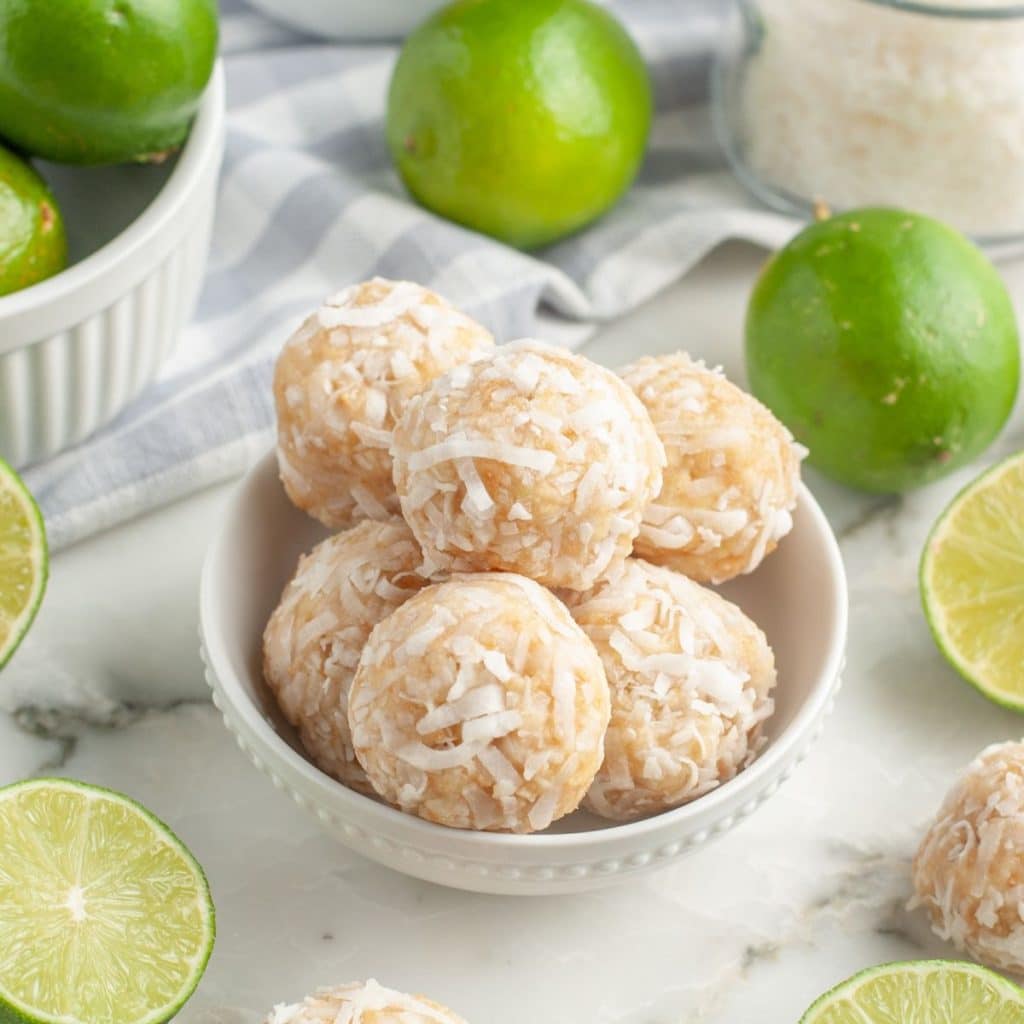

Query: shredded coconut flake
[
  {"left": 393, "top": 339, "right": 665, "bottom": 590},
  {"left": 408, "top": 438, "right": 558, "bottom": 474},
  {"left": 348, "top": 573, "right": 610, "bottom": 833},
  {"left": 912, "top": 740, "right": 1024, "bottom": 972},
  {"left": 569, "top": 558, "right": 776, "bottom": 822},
  {"left": 274, "top": 277, "right": 494, "bottom": 529},
  {"left": 622, "top": 352, "right": 801, "bottom": 585},
  {"left": 736, "top": 0, "right": 1024, "bottom": 237},
  {"left": 262, "top": 980, "right": 467, "bottom": 1024}
]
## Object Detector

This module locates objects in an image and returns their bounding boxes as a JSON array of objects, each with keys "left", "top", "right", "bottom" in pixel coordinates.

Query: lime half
[
  {"left": 921, "top": 451, "right": 1024, "bottom": 711},
  {"left": 0, "top": 778, "right": 215, "bottom": 1024},
  {"left": 801, "top": 960, "right": 1024, "bottom": 1023},
  {"left": 0, "top": 458, "right": 47, "bottom": 668}
]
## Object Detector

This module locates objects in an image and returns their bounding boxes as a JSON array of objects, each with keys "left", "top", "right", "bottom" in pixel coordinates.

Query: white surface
[
  {"left": 201, "top": 454, "right": 845, "bottom": 893},
  {"left": 3, "top": 241, "right": 1024, "bottom": 1017},
  {"left": 0, "top": 65, "right": 225, "bottom": 465}
]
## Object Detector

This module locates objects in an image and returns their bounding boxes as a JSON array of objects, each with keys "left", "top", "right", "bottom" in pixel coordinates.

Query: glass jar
[{"left": 712, "top": 0, "right": 1024, "bottom": 243}]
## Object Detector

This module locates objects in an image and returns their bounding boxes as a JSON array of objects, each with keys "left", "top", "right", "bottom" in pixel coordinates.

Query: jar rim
[{"left": 860, "top": 0, "right": 1024, "bottom": 18}]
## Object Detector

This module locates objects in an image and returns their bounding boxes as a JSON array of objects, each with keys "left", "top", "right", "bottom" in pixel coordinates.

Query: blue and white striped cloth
[{"left": 27, "top": 0, "right": 798, "bottom": 550}]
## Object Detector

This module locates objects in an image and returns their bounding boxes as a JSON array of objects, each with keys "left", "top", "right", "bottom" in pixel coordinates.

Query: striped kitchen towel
[{"left": 26, "top": 0, "right": 798, "bottom": 550}]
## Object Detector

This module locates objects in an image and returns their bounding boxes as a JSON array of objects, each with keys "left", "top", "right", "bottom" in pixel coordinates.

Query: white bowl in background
[
  {"left": 244, "top": 0, "right": 447, "bottom": 39},
  {"left": 200, "top": 450, "right": 848, "bottom": 895},
  {"left": 0, "top": 63, "right": 225, "bottom": 467}
]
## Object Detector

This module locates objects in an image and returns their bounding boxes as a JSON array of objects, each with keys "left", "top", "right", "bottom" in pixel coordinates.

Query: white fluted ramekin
[
  {"left": 0, "top": 63, "right": 225, "bottom": 467},
  {"left": 200, "top": 451, "right": 848, "bottom": 896}
]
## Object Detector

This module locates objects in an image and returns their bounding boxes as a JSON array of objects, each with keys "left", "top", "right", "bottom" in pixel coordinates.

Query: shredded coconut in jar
[
  {"left": 348, "top": 573, "right": 610, "bottom": 833},
  {"left": 911, "top": 740, "right": 1024, "bottom": 972},
  {"left": 265, "top": 980, "right": 468, "bottom": 1024},
  {"left": 566, "top": 559, "right": 776, "bottom": 822},
  {"left": 391, "top": 339, "right": 666, "bottom": 591},
  {"left": 736, "top": 0, "right": 1024, "bottom": 237},
  {"left": 622, "top": 352, "right": 804, "bottom": 584},
  {"left": 262, "top": 519, "right": 432, "bottom": 793},
  {"left": 274, "top": 278, "right": 494, "bottom": 529}
]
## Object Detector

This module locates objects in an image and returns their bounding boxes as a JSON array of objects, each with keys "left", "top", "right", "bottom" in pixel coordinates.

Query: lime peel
[
  {"left": 800, "top": 960, "right": 1024, "bottom": 1023},
  {"left": 0, "top": 778, "right": 215, "bottom": 1024},
  {"left": 386, "top": 0, "right": 652, "bottom": 249},
  {"left": 0, "top": 458, "right": 47, "bottom": 669},
  {"left": 746, "top": 208, "right": 1020, "bottom": 493},
  {"left": 921, "top": 451, "right": 1024, "bottom": 711}
]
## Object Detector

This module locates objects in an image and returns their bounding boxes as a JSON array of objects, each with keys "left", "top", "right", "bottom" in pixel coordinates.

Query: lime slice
[
  {"left": 920, "top": 451, "right": 1024, "bottom": 710},
  {"left": 0, "top": 458, "right": 47, "bottom": 668},
  {"left": 0, "top": 778, "right": 215, "bottom": 1024},
  {"left": 801, "top": 960, "right": 1024, "bottom": 1023}
]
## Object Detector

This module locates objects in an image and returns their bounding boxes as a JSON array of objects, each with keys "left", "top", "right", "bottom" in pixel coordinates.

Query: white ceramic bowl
[
  {"left": 0, "top": 64, "right": 225, "bottom": 467},
  {"left": 244, "top": 0, "right": 447, "bottom": 39},
  {"left": 200, "top": 451, "right": 848, "bottom": 895}
]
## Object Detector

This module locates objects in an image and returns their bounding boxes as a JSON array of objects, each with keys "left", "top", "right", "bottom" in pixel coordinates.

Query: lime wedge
[
  {"left": 801, "top": 960, "right": 1024, "bottom": 1023},
  {"left": 920, "top": 451, "right": 1024, "bottom": 710},
  {"left": 0, "top": 778, "right": 215, "bottom": 1024},
  {"left": 0, "top": 458, "right": 47, "bottom": 668}
]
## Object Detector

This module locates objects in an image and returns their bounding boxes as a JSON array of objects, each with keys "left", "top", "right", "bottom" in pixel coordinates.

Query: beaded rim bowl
[{"left": 199, "top": 450, "right": 847, "bottom": 895}]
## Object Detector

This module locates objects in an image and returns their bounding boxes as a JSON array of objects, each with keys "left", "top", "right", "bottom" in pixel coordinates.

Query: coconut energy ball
[
  {"left": 392, "top": 339, "right": 666, "bottom": 591},
  {"left": 622, "top": 353, "right": 805, "bottom": 584},
  {"left": 912, "top": 740, "right": 1024, "bottom": 973},
  {"left": 567, "top": 558, "right": 776, "bottom": 822},
  {"left": 262, "top": 520, "right": 431, "bottom": 793},
  {"left": 349, "top": 573, "right": 611, "bottom": 832},
  {"left": 274, "top": 278, "right": 494, "bottom": 528},
  {"left": 265, "top": 981, "right": 468, "bottom": 1024}
]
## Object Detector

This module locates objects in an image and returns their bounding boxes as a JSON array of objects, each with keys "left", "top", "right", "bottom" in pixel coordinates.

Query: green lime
[
  {"left": 0, "top": 778, "right": 215, "bottom": 1024},
  {"left": 746, "top": 208, "right": 1020, "bottom": 493},
  {"left": 921, "top": 451, "right": 1024, "bottom": 711},
  {"left": 800, "top": 960, "right": 1024, "bottom": 1022},
  {"left": 0, "top": 145, "right": 66, "bottom": 296},
  {"left": 0, "top": 0, "right": 218, "bottom": 165},
  {"left": 387, "top": 0, "right": 652, "bottom": 249},
  {"left": 0, "top": 458, "right": 46, "bottom": 668}
]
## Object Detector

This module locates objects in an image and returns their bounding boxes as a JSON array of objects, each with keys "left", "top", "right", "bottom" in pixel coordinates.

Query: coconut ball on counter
[
  {"left": 262, "top": 519, "right": 431, "bottom": 793},
  {"left": 911, "top": 740, "right": 1024, "bottom": 973},
  {"left": 264, "top": 981, "right": 468, "bottom": 1024},
  {"left": 621, "top": 353, "right": 804, "bottom": 584},
  {"left": 566, "top": 558, "right": 777, "bottom": 822},
  {"left": 348, "top": 573, "right": 611, "bottom": 833},
  {"left": 274, "top": 277, "right": 494, "bottom": 529},
  {"left": 392, "top": 339, "right": 666, "bottom": 591}
]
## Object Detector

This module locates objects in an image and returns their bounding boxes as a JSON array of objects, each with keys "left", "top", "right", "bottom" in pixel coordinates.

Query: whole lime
[
  {"left": 386, "top": 0, "right": 652, "bottom": 249},
  {"left": 0, "top": 145, "right": 66, "bottom": 296},
  {"left": 746, "top": 208, "right": 1020, "bottom": 493},
  {"left": 0, "top": 0, "right": 218, "bottom": 166}
]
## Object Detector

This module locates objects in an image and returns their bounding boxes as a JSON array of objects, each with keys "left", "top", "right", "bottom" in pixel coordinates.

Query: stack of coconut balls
[{"left": 263, "top": 278, "right": 805, "bottom": 834}]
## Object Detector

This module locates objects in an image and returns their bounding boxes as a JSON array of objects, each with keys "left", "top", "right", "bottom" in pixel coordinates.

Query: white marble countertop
[{"left": 4, "top": 240, "right": 1024, "bottom": 1023}]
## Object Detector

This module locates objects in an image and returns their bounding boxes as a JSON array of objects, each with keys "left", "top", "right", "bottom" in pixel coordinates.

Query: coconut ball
[
  {"left": 392, "top": 339, "right": 666, "bottom": 591},
  {"left": 566, "top": 558, "right": 776, "bottom": 822},
  {"left": 912, "top": 740, "right": 1024, "bottom": 973},
  {"left": 262, "top": 520, "right": 431, "bottom": 793},
  {"left": 348, "top": 573, "right": 611, "bottom": 833},
  {"left": 621, "top": 353, "right": 805, "bottom": 584},
  {"left": 274, "top": 277, "right": 494, "bottom": 529},
  {"left": 265, "top": 981, "right": 468, "bottom": 1024}
]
